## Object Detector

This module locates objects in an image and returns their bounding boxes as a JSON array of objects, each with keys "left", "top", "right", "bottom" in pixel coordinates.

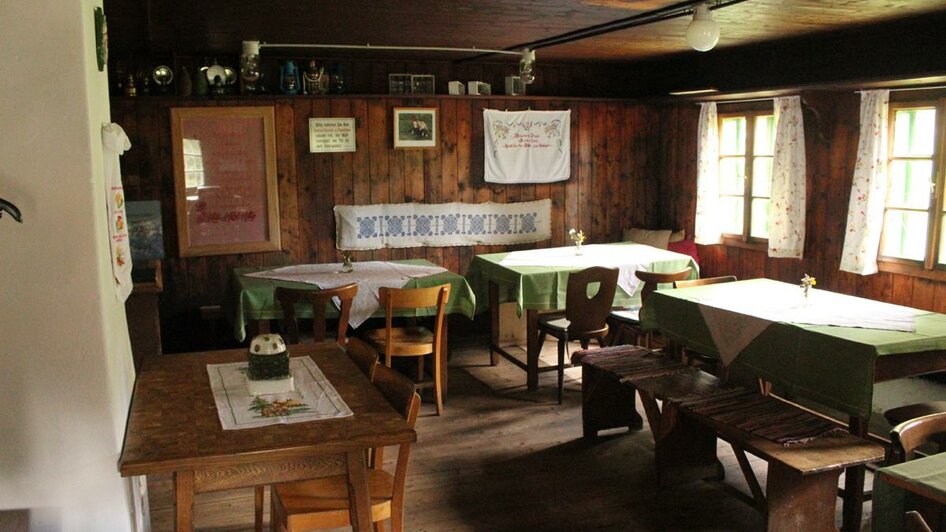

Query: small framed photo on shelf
[
  {"left": 393, "top": 107, "right": 437, "bottom": 149},
  {"left": 388, "top": 73, "right": 412, "bottom": 94},
  {"left": 411, "top": 75, "right": 435, "bottom": 94}
]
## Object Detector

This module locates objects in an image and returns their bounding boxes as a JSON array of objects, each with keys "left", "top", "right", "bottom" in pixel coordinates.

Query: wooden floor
[{"left": 146, "top": 339, "right": 875, "bottom": 531}]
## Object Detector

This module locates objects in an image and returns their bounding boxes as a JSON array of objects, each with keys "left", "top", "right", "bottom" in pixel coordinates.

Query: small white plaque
[{"left": 309, "top": 117, "right": 357, "bottom": 153}]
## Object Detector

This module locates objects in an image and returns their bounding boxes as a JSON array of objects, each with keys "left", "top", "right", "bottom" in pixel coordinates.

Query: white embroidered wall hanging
[
  {"left": 334, "top": 199, "right": 551, "bottom": 250},
  {"left": 483, "top": 109, "right": 571, "bottom": 184}
]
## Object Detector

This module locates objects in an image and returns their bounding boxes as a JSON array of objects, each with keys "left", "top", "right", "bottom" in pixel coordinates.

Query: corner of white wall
[{"left": 0, "top": 0, "right": 136, "bottom": 530}]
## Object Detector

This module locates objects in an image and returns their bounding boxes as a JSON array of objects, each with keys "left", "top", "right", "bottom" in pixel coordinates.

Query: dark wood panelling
[
  {"left": 113, "top": 95, "right": 656, "bottom": 337},
  {"left": 656, "top": 90, "right": 946, "bottom": 312}
]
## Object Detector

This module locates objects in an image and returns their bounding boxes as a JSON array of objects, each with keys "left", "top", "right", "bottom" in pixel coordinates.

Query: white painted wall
[{"left": 0, "top": 1, "right": 136, "bottom": 530}]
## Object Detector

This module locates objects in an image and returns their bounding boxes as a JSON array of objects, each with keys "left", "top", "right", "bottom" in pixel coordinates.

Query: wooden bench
[{"left": 576, "top": 345, "right": 886, "bottom": 532}]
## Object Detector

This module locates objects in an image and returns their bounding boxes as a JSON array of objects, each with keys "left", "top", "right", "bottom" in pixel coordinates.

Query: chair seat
[
  {"left": 538, "top": 315, "right": 608, "bottom": 339},
  {"left": 610, "top": 307, "right": 640, "bottom": 324},
  {"left": 885, "top": 401, "right": 946, "bottom": 425},
  {"left": 364, "top": 326, "right": 435, "bottom": 356},
  {"left": 274, "top": 470, "right": 395, "bottom": 529}
]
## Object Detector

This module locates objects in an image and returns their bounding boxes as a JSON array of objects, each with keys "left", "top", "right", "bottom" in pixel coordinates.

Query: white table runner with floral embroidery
[
  {"left": 207, "top": 356, "right": 352, "bottom": 430},
  {"left": 334, "top": 200, "right": 551, "bottom": 250}
]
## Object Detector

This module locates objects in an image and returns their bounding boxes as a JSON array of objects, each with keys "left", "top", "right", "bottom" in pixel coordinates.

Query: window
[
  {"left": 718, "top": 107, "right": 776, "bottom": 242},
  {"left": 879, "top": 97, "right": 946, "bottom": 272}
]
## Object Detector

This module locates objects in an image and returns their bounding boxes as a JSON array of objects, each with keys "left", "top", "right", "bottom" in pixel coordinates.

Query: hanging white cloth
[
  {"left": 840, "top": 90, "right": 890, "bottom": 275},
  {"left": 102, "top": 123, "right": 133, "bottom": 302},
  {"left": 694, "top": 102, "right": 721, "bottom": 245},
  {"left": 768, "top": 96, "right": 807, "bottom": 258},
  {"left": 483, "top": 109, "right": 570, "bottom": 183}
]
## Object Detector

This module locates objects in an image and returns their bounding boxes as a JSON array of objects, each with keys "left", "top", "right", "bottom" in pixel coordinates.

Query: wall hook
[{"left": 0, "top": 197, "right": 23, "bottom": 223}]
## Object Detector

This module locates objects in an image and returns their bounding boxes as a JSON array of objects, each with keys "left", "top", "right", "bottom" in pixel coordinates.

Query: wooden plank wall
[
  {"left": 656, "top": 90, "right": 946, "bottom": 313},
  {"left": 113, "top": 95, "right": 660, "bottom": 323}
]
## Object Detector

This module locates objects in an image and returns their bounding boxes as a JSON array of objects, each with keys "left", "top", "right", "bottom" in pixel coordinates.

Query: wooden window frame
[
  {"left": 877, "top": 92, "right": 946, "bottom": 280},
  {"left": 717, "top": 101, "right": 774, "bottom": 250}
]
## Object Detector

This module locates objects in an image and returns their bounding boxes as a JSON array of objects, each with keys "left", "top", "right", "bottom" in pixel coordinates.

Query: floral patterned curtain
[
  {"left": 840, "top": 90, "right": 890, "bottom": 275},
  {"left": 694, "top": 102, "right": 721, "bottom": 245},
  {"left": 768, "top": 96, "right": 807, "bottom": 258}
]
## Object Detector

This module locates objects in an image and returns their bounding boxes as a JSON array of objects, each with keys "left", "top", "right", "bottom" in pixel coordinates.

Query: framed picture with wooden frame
[
  {"left": 393, "top": 107, "right": 438, "bottom": 148},
  {"left": 170, "top": 106, "right": 281, "bottom": 257}
]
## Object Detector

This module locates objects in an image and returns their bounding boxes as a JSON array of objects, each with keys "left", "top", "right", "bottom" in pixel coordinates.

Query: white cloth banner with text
[
  {"left": 483, "top": 109, "right": 571, "bottom": 183},
  {"left": 334, "top": 200, "right": 551, "bottom": 250}
]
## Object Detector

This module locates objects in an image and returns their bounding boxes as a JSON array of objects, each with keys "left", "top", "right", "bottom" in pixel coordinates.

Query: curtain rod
[
  {"left": 855, "top": 85, "right": 946, "bottom": 93},
  {"left": 693, "top": 96, "right": 784, "bottom": 105},
  {"left": 258, "top": 42, "right": 523, "bottom": 56}
]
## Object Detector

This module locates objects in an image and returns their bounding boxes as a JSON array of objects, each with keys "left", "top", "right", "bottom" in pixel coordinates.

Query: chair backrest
[
  {"left": 369, "top": 363, "right": 421, "bottom": 505},
  {"left": 673, "top": 275, "right": 737, "bottom": 289},
  {"left": 564, "top": 267, "right": 619, "bottom": 334},
  {"left": 889, "top": 411, "right": 946, "bottom": 462},
  {"left": 346, "top": 337, "right": 379, "bottom": 381},
  {"left": 275, "top": 283, "right": 358, "bottom": 345},
  {"left": 378, "top": 284, "right": 451, "bottom": 353},
  {"left": 635, "top": 267, "right": 693, "bottom": 305}
]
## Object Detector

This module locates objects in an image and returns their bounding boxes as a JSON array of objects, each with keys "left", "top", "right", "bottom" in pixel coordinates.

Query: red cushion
[{"left": 667, "top": 238, "right": 700, "bottom": 266}]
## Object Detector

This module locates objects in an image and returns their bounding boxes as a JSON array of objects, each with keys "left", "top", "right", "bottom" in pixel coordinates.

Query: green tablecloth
[
  {"left": 873, "top": 453, "right": 946, "bottom": 531},
  {"left": 649, "top": 278, "right": 946, "bottom": 420},
  {"left": 225, "top": 260, "right": 476, "bottom": 342},
  {"left": 465, "top": 242, "right": 699, "bottom": 314}
]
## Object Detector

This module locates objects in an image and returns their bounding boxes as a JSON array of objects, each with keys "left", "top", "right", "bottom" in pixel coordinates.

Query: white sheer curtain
[
  {"left": 694, "top": 102, "right": 721, "bottom": 245},
  {"left": 768, "top": 96, "right": 807, "bottom": 258},
  {"left": 840, "top": 90, "right": 890, "bottom": 275}
]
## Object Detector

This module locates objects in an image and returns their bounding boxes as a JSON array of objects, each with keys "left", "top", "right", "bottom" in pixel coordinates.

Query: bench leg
[
  {"left": 766, "top": 462, "right": 840, "bottom": 532},
  {"left": 651, "top": 403, "right": 722, "bottom": 487},
  {"left": 580, "top": 363, "right": 643, "bottom": 438}
]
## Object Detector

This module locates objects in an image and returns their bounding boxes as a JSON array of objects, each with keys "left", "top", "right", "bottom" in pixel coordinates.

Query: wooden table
[
  {"left": 874, "top": 453, "right": 946, "bottom": 531},
  {"left": 117, "top": 343, "right": 415, "bottom": 532},
  {"left": 648, "top": 279, "right": 946, "bottom": 532},
  {"left": 466, "top": 243, "right": 698, "bottom": 391}
]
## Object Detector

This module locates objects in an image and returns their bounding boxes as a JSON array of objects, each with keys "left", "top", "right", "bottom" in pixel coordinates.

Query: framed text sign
[
  {"left": 171, "top": 106, "right": 281, "bottom": 257},
  {"left": 309, "top": 117, "right": 356, "bottom": 153}
]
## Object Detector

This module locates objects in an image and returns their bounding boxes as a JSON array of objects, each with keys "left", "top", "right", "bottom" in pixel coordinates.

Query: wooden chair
[
  {"left": 275, "top": 283, "right": 358, "bottom": 345},
  {"left": 888, "top": 411, "right": 946, "bottom": 463},
  {"left": 608, "top": 267, "right": 693, "bottom": 349},
  {"left": 886, "top": 412, "right": 946, "bottom": 531},
  {"left": 886, "top": 401, "right": 946, "bottom": 454},
  {"left": 347, "top": 337, "right": 380, "bottom": 381},
  {"left": 536, "top": 266, "right": 619, "bottom": 404},
  {"left": 269, "top": 363, "right": 421, "bottom": 532},
  {"left": 672, "top": 275, "right": 737, "bottom": 289},
  {"left": 672, "top": 275, "right": 738, "bottom": 375},
  {"left": 364, "top": 284, "right": 451, "bottom": 415}
]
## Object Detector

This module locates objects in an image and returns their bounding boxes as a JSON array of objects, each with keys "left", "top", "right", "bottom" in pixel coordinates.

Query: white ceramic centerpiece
[{"left": 245, "top": 333, "right": 294, "bottom": 396}]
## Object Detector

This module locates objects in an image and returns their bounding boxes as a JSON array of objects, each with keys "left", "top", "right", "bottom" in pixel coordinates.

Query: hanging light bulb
[
  {"left": 519, "top": 49, "right": 536, "bottom": 85},
  {"left": 686, "top": 3, "right": 720, "bottom": 52}
]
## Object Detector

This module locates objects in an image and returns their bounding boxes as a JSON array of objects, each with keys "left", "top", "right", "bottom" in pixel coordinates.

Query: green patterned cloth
[
  {"left": 225, "top": 260, "right": 476, "bottom": 342},
  {"left": 649, "top": 278, "right": 946, "bottom": 420},
  {"left": 873, "top": 454, "right": 946, "bottom": 531},
  {"left": 465, "top": 242, "right": 699, "bottom": 315}
]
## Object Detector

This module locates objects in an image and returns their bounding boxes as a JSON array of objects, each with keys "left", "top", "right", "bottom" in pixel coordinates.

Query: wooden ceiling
[{"left": 133, "top": 0, "right": 946, "bottom": 63}]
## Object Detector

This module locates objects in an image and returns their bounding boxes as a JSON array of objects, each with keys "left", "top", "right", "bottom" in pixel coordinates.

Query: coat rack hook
[{"left": 1, "top": 197, "right": 23, "bottom": 223}]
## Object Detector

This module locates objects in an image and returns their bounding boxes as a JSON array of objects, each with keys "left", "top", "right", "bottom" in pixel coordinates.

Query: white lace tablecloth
[
  {"left": 244, "top": 261, "right": 447, "bottom": 327},
  {"left": 207, "top": 356, "right": 352, "bottom": 430},
  {"left": 499, "top": 243, "right": 692, "bottom": 298}
]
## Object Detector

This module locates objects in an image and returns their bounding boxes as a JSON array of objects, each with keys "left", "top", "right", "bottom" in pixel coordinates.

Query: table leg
[
  {"left": 488, "top": 281, "right": 500, "bottom": 366},
  {"left": 841, "top": 416, "right": 868, "bottom": 532},
  {"left": 345, "top": 449, "right": 372, "bottom": 532},
  {"left": 173, "top": 470, "right": 195, "bottom": 532},
  {"left": 526, "top": 309, "right": 540, "bottom": 391}
]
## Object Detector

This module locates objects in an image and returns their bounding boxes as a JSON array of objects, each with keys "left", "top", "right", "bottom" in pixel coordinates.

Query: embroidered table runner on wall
[
  {"left": 207, "top": 356, "right": 352, "bottom": 430},
  {"left": 244, "top": 261, "right": 447, "bottom": 327},
  {"left": 334, "top": 199, "right": 551, "bottom": 250},
  {"left": 484, "top": 109, "right": 571, "bottom": 183}
]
